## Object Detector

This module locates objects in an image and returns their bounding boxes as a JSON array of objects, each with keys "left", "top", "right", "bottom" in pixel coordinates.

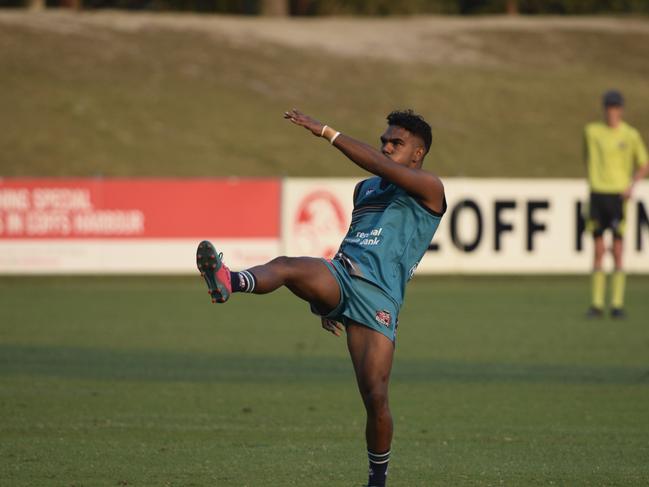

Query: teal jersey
[{"left": 335, "top": 177, "right": 445, "bottom": 304}]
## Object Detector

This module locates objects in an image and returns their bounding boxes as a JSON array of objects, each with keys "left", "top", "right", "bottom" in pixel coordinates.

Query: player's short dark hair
[
  {"left": 602, "top": 89, "right": 624, "bottom": 107},
  {"left": 386, "top": 109, "right": 432, "bottom": 153}
]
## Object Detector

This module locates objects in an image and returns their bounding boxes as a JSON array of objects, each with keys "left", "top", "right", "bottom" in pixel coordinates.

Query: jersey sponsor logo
[
  {"left": 375, "top": 309, "right": 392, "bottom": 327},
  {"left": 347, "top": 226, "right": 383, "bottom": 247}
]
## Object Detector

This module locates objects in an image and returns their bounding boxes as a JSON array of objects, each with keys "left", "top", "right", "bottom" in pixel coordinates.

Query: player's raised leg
[
  {"left": 196, "top": 240, "right": 340, "bottom": 314},
  {"left": 347, "top": 322, "right": 395, "bottom": 487}
]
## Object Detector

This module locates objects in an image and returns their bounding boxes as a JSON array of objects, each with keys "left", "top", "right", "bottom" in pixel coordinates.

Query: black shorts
[{"left": 588, "top": 192, "right": 626, "bottom": 238}]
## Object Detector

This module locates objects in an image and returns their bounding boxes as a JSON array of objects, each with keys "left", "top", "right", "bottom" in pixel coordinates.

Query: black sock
[
  {"left": 230, "top": 270, "right": 256, "bottom": 293},
  {"left": 368, "top": 450, "right": 390, "bottom": 487}
]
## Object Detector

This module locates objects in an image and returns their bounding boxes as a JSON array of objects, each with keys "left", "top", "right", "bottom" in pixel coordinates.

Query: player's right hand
[
  {"left": 284, "top": 108, "right": 324, "bottom": 137},
  {"left": 321, "top": 317, "right": 344, "bottom": 337}
]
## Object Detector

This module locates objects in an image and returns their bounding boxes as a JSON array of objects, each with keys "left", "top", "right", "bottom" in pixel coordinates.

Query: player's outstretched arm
[{"left": 284, "top": 108, "right": 444, "bottom": 213}]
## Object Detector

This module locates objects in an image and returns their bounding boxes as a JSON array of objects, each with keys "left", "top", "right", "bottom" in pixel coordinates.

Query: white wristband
[
  {"left": 320, "top": 125, "right": 328, "bottom": 137},
  {"left": 330, "top": 132, "right": 341, "bottom": 145}
]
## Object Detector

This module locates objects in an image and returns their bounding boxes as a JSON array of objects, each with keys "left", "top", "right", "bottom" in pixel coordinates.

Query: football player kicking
[{"left": 197, "top": 108, "right": 446, "bottom": 487}]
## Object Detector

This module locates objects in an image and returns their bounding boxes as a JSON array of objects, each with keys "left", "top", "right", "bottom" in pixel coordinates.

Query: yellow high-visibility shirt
[{"left": 584, "top": 121, "right": 648, "bottom": 193}]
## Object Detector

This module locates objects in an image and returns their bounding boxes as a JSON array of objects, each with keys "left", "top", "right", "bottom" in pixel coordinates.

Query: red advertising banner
[{"left": 0, "top": 178, "right": 280, "bottom": 239}]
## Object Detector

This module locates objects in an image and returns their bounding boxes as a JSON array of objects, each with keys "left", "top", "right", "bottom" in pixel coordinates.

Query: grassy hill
[{"left": 1, "top": 12, "right": 648, "bottom": 178}]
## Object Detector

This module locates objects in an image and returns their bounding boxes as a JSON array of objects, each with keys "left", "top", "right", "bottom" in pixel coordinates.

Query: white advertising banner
[
  {"left": 0, "top": 239, "right": 280, "bottom": 275},
  {"left": 282, "top": 178, "right": 649, "bottom": 274}
]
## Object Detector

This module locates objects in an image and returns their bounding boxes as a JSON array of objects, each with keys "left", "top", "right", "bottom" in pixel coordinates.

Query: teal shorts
[{"left": 316, "top": 258, "right": 400, "bottom": 342}]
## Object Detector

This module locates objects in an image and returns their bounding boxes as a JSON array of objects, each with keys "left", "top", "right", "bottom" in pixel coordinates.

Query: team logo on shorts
[{"left": 375, "top": 310, "right": 392, "bottom": 327}]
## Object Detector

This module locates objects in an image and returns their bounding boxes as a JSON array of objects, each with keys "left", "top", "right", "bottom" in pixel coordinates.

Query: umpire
[{"left": 584, "top": 90, "right": 649, "bottom": 319}]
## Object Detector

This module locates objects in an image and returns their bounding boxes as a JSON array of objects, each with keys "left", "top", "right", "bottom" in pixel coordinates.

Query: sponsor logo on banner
[
  {"left": 282, "top": 178, "right": 357, "bottom": 260},
  {"left": 293, "top": 189, "right": 348, "bottom": 258},
  {"left": 0, "top": 179, "right": 280, "bottom": 239},
  {"left": 0, "top": 179, "right": 281, "bottom": 274},
  {"left": 0, "top": 186, "right": 144, "bottom": 237},
  {"left": 282, "top": 178, "right": 649, "bottom": 274},
  {"left": 424, "top": 179, "right": 649, "bottom": 273}
]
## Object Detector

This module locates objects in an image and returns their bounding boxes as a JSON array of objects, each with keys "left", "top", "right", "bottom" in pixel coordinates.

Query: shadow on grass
[{"left": 1, "top": 344, "right": 648, "bottom": 385}]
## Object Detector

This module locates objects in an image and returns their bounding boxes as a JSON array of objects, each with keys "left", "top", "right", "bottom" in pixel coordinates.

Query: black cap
[{"left": 602, "top": 90, "right": 624, "bottom": 107}]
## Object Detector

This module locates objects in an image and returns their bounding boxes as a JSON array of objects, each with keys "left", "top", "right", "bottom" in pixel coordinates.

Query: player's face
[
  {"left": 604, "top": 105, "right": 623, "bottom": 128},
  {"left": 380, "top": 125, "right": 425, "bottom": 167}
]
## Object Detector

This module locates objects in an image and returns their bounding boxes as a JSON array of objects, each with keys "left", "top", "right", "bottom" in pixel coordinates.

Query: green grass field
[{"left": 2, "top": 275, "right": 649, "bottom": 486}]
